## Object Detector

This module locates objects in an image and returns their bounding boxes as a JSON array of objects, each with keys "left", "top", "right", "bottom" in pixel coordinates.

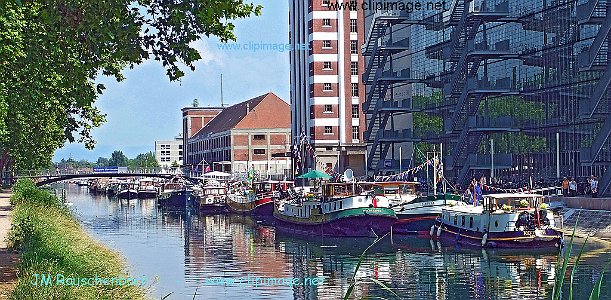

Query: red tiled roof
[{"left": 194, "top": 92, "right": 289, "bottom": 137}]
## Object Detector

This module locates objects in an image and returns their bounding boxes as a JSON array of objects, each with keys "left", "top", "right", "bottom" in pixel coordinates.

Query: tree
[
  {"left": 0, "top": 0, "right": 262, "bottom": 176},
  {"left": 129, "top": 152, "right": 159, "bottom": 168},
  {"left": 108, "top": 150, "right": 128, "bottom": 167},
  {"left": 171, "top": 160, "right": 180, "bottom": 168},
  {"left": 96, "top": 157, "right": 109, "bottom": 167}
]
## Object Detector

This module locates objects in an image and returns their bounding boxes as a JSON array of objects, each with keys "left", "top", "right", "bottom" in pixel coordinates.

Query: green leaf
[
  {"left": 569, "top": 236, "right": 588, "bottom": 300},
  {"left": 371, "top": 278, "right": 399, "bottom": 299},
  {"left": 588, "top": 260, "right": 610, "bottom": 300},
  {"left": 553, "top": 213, "right": 579, "bottom": 300}
]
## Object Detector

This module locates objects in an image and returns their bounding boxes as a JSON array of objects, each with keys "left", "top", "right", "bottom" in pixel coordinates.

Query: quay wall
[{"left": 557, "top": 196, "right": 611, "bottom": 211}]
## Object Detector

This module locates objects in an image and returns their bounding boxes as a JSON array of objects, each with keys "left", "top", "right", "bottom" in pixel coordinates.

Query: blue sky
[{"left": 53, "top": 0, "right": 289, "bottom": 162}]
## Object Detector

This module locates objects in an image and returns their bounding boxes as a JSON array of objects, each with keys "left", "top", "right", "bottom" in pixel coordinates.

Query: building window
[
  {"left": 349, "top": 0, "right": 357, "bottom": 10},
  {"left": 322, "top": 18, "right": 331, "bottom": 27},
  {"left": 352, "top": 126, "right": 359, "bottom": 140},
  {"left": 350, "top": 19, "right": 357, "bottom": 32},
  {"left": 322, "top": 40, "right": 331, "bottom": 49},
  {"left": 254, "top": 149, "right": 266, "bottom": 155},
  {"left": 352, "top": 104, "right": 359, "bottom": 118},
  {"left": 178, "top": 151, "right": 183, "bottom": 156},
  {"left": 351, "top": 62, "right": 358, "bottom": 76},
  {"left": 178, "top": 145, "right": 183, "bottom": 149},
  {"left": 324, "top": 126, "right": 333, "bottom": 134},
  {"left": 351, "top": 83, "right": 359, "bottom": 97},
  {"left": 324, "top": 104, "right": 333, "bottom": 113},
  {"left": 350, "top": 40, "right": 358, "bottom": 54},
  {"left": 253, "top": 134, "right": 265, "bottom": 140},
  {"left": 323, "top": 83, "right": 332, "bottom": 91},
  {"left": 323, "top": 61, "right": 332, "bottom": 70},
  {"left": 160, "top": 144, "right": 170, "bottom": 150}
]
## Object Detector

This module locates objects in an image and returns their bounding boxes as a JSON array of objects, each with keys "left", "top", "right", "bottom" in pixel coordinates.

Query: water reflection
[{"left": 59, "top": 184, "right": 611, "bottom": 300}]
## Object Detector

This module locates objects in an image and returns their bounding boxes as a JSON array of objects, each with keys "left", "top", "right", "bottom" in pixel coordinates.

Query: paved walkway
[{"left": 0, "top": 191, "right": 18, "bottom": 299}]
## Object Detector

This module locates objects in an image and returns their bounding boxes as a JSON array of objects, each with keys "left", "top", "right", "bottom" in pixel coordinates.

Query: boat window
[
  {"left": 453, "top": 215, "right": 457, "bottom": 225},
  {"left": 469, "top": 217, "right": 473, "bottom": 228},
  {"left": 339, "top": 201, "right": 342, "bottom": 209},
  {"left": 495, "top": 220, "right": 499, "bottom": 227},
  {"left": 333, "top": 202, "right": 337, "bottom": 211},
  {"left": 461, "top": 216, "right": 465, "bottom": 226},
  {"left": 384, "top": 188, "right": 398, "bottom": 195}
]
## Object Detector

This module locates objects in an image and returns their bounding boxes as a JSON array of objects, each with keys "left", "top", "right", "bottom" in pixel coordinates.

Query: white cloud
[{"left": 190, "top": 39, "right": 224, "bottom": 66}]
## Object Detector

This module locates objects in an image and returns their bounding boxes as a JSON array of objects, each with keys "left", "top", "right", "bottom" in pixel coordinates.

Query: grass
[{"left": 7, "top": 179, "right": 147, "bottom": 300}]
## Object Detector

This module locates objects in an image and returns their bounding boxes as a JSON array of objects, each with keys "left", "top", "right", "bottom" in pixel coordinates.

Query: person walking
[
  {"left": 562, "top": 177, "right": 569, "bottom": 197},
  {"left": 590, "top": 175, "right": 598, "bottom": 198},
  {"left": 569, "top": 178, "right": 577, "bottom": 197}
]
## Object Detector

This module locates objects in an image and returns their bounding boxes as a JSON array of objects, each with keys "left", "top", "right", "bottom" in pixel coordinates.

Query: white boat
[
  {"left": 432, "top": 193, "right": 563, "bottom": 249},
  {"left": 363, "top": 181, "right": 466, "bottom": 235},
  {"left": 196, "top": 185, "right": 227, "bottom": 213},
  {"left": 274, "top": 182, "right": 397, "bottom": 237},
  {"left": 117, "top": 182, "right": 138, "bottom": 199},
  {"left": 137, "top": 178, "right": 158, "bottom": 198}
]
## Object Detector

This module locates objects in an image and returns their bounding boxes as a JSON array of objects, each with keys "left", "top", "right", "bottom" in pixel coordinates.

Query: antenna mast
[{"left": 220, "top": 73, "right": 224, "bottom": 107}]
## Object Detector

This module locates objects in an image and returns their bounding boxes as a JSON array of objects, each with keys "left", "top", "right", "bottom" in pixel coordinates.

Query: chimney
[{"left": 246, "top": 102, "right": 250, "bottom": 114}]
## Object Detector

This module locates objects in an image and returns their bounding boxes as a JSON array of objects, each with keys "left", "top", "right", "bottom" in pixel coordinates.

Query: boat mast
[
  {"left": 433, "top": 145, "right": 437, "bottom": 196},
  {"left": 441, "top": 143, "right": 446, "bottom": 194}
]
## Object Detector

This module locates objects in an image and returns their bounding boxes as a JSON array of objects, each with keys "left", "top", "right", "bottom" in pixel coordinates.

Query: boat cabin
[
  {"left": 280, "top": 183, "right": 390, "bottom": 219},
  {"left": 440, "top": 193, "right": 554, "bottom": 233},
  {"left": 203, "top": 186, "right": 226, "bottom": 196}
]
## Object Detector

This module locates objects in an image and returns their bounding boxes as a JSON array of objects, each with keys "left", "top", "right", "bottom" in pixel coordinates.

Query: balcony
[{"left": 467, "top": 116, "right": 518, "bottom": 132}]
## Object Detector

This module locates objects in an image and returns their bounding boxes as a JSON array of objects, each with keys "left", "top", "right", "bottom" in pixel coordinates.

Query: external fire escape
[
  {"left": 425, "top": 0, "right": 519, "bottom": 183},
  {"left": 577, "top": 0, "right": 611, "bottom": 195},
  {"left": 362, "top": 10, "right": 432, "bottom": 173}
]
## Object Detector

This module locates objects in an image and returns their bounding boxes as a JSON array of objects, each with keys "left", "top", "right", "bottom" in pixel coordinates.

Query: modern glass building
[{"left": 363, "top": 0, "right": 611, "bottom": 196}]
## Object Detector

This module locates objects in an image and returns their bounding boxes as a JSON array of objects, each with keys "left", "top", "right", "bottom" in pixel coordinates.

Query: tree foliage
[
  {"left": 108, "top": 150, "right": 128, "bottom": 167},
  {"left": 128, "top": 152, "right": 159, "bottom": 168},
  {"left": 0, "top": 0, "right": 262, "bottom": 173}
]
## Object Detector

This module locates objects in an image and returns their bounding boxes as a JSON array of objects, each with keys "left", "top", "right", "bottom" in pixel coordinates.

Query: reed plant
[
  {"left": 7, "top": 179, "right": 147, "bottom": 300},
  {"left": 343, "top": 233, "right": 398, "bottom": 300},
  {"left": 552, "top": 214, "right": 611, "bottom": 300}
]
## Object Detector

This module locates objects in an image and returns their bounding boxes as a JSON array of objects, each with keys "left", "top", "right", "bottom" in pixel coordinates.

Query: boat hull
[
  {"left": 198, "top": 204, "right": 228, "bottom": 214},
  {"left": 274, "top": 208, "right": 397, "bottom": 237},
  {"left": 137, "top": 190, "right": 158, "bottom": 199},
  {"left": 393, "top": 214, "right": 438, "bottom": 235},
  {"left": 227, "top": 197, "right": 274, "bottom": 216},
  {"left": 433, "top": 219, "right": 563, "bottom": 249},
  {"left": 158, "top": 190, "right": 191, "bottom": 208},
  {"left": 392, "top": 194, "right": 464, "bottom": 235},
  {"left": 117, "top": 190, "right": 138, "bottom": 199}
]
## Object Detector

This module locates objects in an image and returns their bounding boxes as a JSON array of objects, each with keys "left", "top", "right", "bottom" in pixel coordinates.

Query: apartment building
[
  {"left": 289, "top": 0, "right": 367, "bottom": 176},
  {"left": 155, "top": 135, "right": 183, "bottom": 167},
  {"left": 363, "top": 0, "right": 611, "bottom": 196}
]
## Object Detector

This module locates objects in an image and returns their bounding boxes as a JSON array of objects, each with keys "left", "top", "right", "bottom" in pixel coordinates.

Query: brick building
[
  {"left": 289, "top": 0, "right": 367, "bottom": 176},
  {"left": 186, "top": 92, "right": 292, "bottom": 177},
  {"left": 181, "top": 106, "right": 224, "bottom": 166}
]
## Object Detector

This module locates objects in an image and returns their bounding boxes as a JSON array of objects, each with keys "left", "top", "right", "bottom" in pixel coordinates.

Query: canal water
[{"left": 60, "top": 184, "right": 611, "bottom": 299}]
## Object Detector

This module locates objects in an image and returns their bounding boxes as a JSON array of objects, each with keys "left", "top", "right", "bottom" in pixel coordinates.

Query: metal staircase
[{"left": 599, "top": 166, "right": 611, "bottom": 196}]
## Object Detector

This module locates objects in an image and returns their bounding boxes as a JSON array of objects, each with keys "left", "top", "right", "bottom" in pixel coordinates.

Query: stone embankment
[{"left": 554, "top": 196, "right": 611, "bottom": 243}]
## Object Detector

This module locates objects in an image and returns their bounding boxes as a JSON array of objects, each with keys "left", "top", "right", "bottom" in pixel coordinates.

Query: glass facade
[{"left": 363, "top": 0, "right": 611, "bottom": 195}]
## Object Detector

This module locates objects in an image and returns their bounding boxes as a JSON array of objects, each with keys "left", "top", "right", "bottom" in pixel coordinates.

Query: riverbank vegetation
[{"left": 7, "top": 179, "right": 147, "bottom": 299}]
